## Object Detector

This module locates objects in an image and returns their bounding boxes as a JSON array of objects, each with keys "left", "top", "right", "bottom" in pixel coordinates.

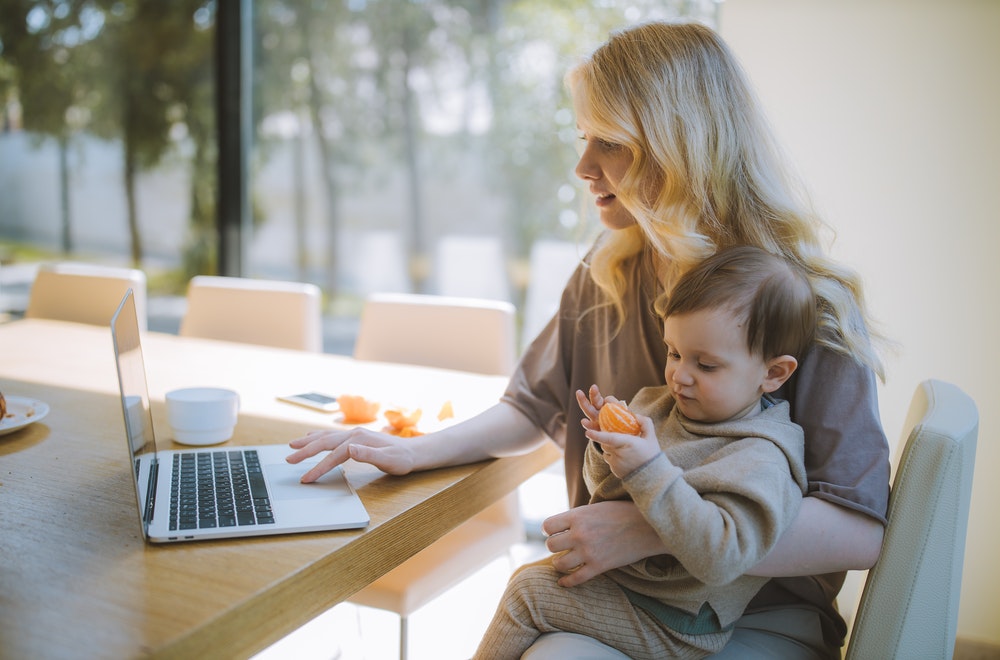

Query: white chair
[
  {"left": 433, "top": 235, "right": 511, "bottom": 302},
  {"left": 0, "top": 262, "right": 10, "bottom": 319},
  {"left": 350, "top": 291, "right": 524, "bottom": 660},
  {"left": 353, "top": 292, "right": 518, "bottom": 376},
  {"left": 178, "top": 275, "right": 323, "bottom": 352},
  {"left": 521, "top": 239, "right": 583, "bottom": 349},
  {"left": 845, "top": 378, "right": 978, "bottom": 659},
  {"left": 522, "top": 379, "right": 979, "bottom": 659},
  {"left": 25, "top": 262, "right": 148, "bottom": 330},
  {"left": 355, "top": 230, "right": 409, "bottom": 296}
]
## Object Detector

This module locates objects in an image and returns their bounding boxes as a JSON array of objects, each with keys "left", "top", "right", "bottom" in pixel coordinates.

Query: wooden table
[{"left": 0, "top": 319, "right": 560, "bottom": 659}]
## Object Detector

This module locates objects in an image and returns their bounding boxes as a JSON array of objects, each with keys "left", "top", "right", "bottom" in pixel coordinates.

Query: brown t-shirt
[{"left": 502, "top": 245, "right": 890, "bottom": 646}]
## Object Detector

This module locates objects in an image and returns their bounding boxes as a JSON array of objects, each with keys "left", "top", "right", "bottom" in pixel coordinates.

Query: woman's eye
[{"left": 578, "top": 133, "right": 622, "bottom": 151}]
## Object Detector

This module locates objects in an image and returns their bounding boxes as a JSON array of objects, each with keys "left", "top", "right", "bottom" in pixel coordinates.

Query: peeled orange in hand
[{"left": 598, "top": 400, "right": 641, "bottom": 435}]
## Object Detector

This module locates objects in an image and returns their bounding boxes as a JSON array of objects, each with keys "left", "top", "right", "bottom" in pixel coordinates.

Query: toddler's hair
[{"left": 664, "top": 246, "right": 816, "bottom": 359}]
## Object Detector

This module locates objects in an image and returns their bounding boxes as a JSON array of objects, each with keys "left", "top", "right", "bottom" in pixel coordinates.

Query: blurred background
[{"left": 0, "top": 0, "right": 720, "bottom": 351}]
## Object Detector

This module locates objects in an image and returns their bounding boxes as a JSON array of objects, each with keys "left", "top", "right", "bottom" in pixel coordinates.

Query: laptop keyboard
[{"left": 169, "top": 449, "right": 275, "bottom": 531}]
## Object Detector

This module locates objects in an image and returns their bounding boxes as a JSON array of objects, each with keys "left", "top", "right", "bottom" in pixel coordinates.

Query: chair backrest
[
  {"left": 25, "top": 262, "right": 148, "bottom": 331},
  {"left": 521, "top": 239, "right": 583, "bottom": 349},
  {"left": 433, "top": 235, "right": 511, "bottom": 303},
  {"left": 846, "top": 379, "right": 978, "bottom": 660},
  {"left": 353, "top": 292, "right": 517, "bottom": 376},
  {"left": 179, "top": 275, "right": 323, "bottom": 352}
]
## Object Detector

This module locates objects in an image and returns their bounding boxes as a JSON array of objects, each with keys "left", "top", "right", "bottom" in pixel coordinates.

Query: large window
[
  {"left": 0, "top": 0, "right": 720, "bottom": 347},
  {"left": 0, "top": 1, "right": 218, "bottom": 319}
]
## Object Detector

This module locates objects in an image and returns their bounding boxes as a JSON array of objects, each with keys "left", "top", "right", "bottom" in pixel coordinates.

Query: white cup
[{"left": 165, "top": 387, "right": 240, "bottom": 446}]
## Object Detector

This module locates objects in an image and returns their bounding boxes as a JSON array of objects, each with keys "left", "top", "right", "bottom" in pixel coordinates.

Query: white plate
[{"left": 0, "top": 396, "right": 51, "bottom": 437}]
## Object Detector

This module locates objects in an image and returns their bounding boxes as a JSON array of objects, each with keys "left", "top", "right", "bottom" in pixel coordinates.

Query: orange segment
[{"left": 598, "top": 400, "right": 641, "bottom": 435}]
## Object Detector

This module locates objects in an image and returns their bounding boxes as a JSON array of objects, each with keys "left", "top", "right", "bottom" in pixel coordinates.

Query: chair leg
[{"left": 400, "top": 614, "right": 409, "bottom": 660}]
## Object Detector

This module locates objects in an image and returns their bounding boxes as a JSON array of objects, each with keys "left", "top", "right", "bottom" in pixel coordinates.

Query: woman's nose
[{"left": 575, "top": 146, "right": 598, "bottom": 181}]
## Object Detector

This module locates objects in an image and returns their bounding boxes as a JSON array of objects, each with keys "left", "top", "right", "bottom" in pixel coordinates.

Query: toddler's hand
[
  {"left": 575, "top": 384, "right": 607, "bottom": 432},
  {"left": 585, "top": 414, "right": 659, "bottom": 479}
]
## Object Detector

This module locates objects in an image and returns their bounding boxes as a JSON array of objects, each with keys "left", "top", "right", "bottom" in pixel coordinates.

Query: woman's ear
[{"left": 762, "top": 355, "right": 798, "bottom": 393}]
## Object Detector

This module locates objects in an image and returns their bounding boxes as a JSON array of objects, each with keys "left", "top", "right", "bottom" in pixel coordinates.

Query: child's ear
[{"left": 762, "top": 355, "right": 798, "bottom": 393}]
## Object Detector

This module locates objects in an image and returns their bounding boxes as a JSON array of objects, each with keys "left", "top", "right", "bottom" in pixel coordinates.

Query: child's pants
[{"left": 473, "top": 558, "right": 732, "bottom": 660}]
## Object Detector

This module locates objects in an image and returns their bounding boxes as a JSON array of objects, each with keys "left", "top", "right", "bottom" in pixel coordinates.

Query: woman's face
[{"left": 575, "top": 131, "right": 637, "bottom": 231}]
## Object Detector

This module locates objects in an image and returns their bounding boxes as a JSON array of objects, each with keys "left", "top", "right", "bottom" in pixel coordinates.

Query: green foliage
[{"left": 0, "top": 0, "right": 215, "bottom": 270}]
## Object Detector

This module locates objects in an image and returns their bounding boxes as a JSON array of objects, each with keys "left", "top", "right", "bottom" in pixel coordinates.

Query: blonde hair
[{"left": 566, "top": 21, "right": 885, "bottom": 379}]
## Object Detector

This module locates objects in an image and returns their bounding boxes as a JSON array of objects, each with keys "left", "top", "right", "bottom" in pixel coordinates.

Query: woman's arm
[
  {"left": 543, "top": 496, "right": 883, "bottom": 588},
  {"left": 746, "top": 497, "right": 883, "bottom": 576},
  {"left": 287, "top": 401, "right": 548, "bottom": 481}
]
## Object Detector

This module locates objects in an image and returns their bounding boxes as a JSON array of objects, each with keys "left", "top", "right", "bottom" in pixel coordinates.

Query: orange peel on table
[
  {"left": 437, "top": 400, "right": 454, "bottom": 422},
  {"left": 338, "top": 395, "right": 380, "bottom": 424},
  {"left": 598, "top": 400, "right": 641, "bottom": 435},
  {"left": 391, "top": 425, "right": 424, "bottom": 438},
  {"left": 384, "top": 408, "right": 424, "bottom": 437}
]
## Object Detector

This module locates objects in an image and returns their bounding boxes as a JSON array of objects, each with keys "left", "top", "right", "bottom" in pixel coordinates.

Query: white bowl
[
  {"left": 165, "top": 387, "right": 240, "bottom": 446},
  {"left": 172, "top": 426, "right": 235, "bottom": 446}
]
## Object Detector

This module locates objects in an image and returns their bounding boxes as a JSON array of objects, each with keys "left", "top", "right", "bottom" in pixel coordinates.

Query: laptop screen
[{"left": 111, "top": 288, "right": 158, "bottom": 538}]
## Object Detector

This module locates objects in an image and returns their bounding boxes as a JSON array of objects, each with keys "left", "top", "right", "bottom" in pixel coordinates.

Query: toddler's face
[{"left": 663, "top": 308, "right": 770, "bottom": 423}]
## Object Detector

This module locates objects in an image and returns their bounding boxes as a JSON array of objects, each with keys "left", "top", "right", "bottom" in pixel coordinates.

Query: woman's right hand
[
  {"left": 286, "top": 402, "right": 549, "bottom": 484},
  {"left": 286, "top": 427, "right": 420, "bottom": 482},
  {"left": 542, "top": 499, "right": 667, "bottom": 587}
]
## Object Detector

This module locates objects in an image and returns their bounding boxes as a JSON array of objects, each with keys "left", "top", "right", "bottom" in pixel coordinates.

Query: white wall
[{"left": 722, "top": 0, "right": 1000, "bottom": 645}]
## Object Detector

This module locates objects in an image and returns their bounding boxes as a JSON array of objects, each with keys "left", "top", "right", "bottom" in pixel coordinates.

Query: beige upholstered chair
[
  {"left": 350, "top": 292, "right": 524, "bottom": 660},
  {"left": 520, "top": 239, "right": 582, "bottom": 349},
  {"left": 522, "top": 379, "right": 979, "bottom": 659},
  {"left": 845, "top": 378, "right": 978, "bottom": 659},
  {"left": 179, "top": 275, "right": 323, "bottom": 352},
  {"left": 25, "top": 262, "right": 148, "bottom": 331},
  {"left": 433, "top": 235, "right": 512, "bottom": 303},
  {"left": 353, "top": 292, "right": 518, "bottom": 376}
]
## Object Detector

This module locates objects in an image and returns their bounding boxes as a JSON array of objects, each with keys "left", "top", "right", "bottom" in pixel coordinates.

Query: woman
[{"left": 288, "top": 21, "right": 889, "bottom": 659}]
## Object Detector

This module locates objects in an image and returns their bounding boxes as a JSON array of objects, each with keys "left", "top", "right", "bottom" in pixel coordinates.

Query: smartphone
[{"left": 277, "top": 392, "right": 339, "bottom": 412}]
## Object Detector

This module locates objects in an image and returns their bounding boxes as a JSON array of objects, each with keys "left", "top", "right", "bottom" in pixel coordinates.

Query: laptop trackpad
[{"left": 265, "top": 463, "right": 354, "bottom": 501}]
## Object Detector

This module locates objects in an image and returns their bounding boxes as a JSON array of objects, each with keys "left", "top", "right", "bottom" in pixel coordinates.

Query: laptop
[{"left": 110, "top": 288, "right": 369, "bottom": 542}]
